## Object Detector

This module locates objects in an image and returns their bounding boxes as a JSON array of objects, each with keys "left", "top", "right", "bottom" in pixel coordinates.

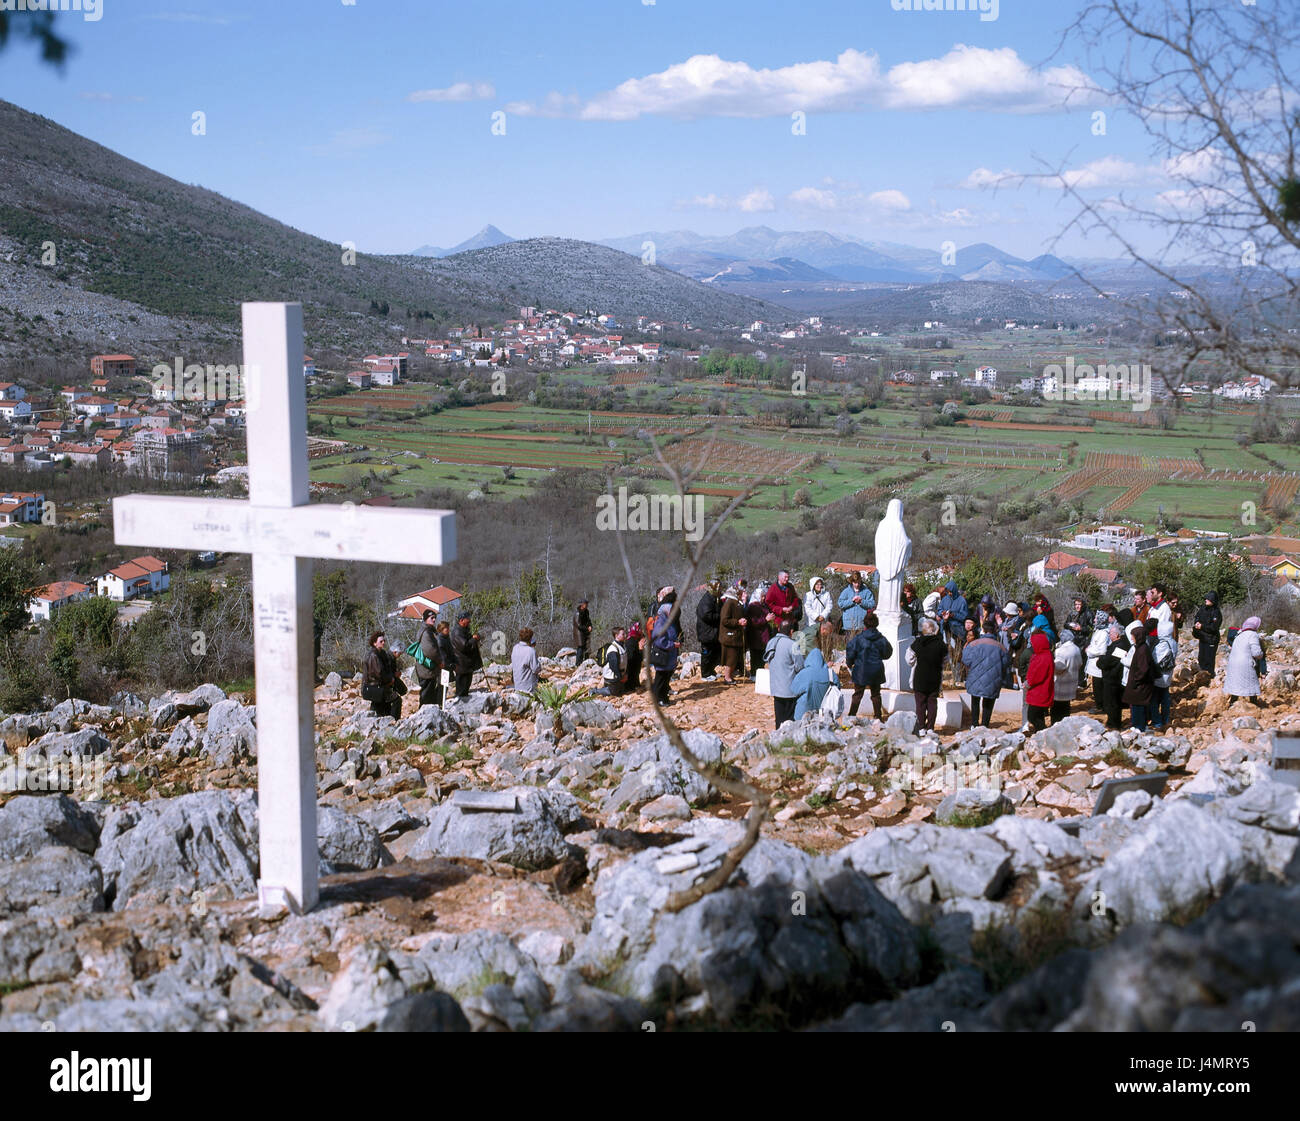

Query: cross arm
[{"left": 113, "top": 495, "right": 457, "bottom": 565}]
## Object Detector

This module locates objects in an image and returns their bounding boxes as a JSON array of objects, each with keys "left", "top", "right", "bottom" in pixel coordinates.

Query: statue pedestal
[{"left": 878, "top": 610, "right": 913, "bottom": 692}]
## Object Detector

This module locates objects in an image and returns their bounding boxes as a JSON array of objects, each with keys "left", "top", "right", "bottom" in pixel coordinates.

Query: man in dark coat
[
  {"left": 695, "top": 581, "right": 721, "bottom": 681},
  {"left": 414, "top": 608, "right": 444, "bottom": 708},
  {"left": 572, "top": 599, "right": 592, "bottom": 664},
  {"left": 1191, "top": 591, "right": 1222, "bottom": 673},
  {"left": 961, "top": 620, "right": 1011, "bottom": 728},
  {"left": 451, "top": 612, "right": 483, "bottom": 699}
]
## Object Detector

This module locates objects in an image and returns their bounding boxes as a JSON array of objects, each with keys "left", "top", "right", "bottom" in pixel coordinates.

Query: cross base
[{"left": 258, "top": 882, "right": 309, "bottom": 914}]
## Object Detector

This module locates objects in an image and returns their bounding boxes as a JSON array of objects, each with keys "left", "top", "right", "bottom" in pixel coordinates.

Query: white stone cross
[{"left": 113, "top": 303, "right": 456, "bottom": 912}]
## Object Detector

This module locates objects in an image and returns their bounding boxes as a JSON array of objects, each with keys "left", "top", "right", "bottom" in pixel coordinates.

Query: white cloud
[
  {"left": 507, "top": 46, "right": 1095, "bottom": 120},
  {"left": 739, "top": 187, "right": 776, "bottom": 212},
  {"left": 960, "top": 166, "right": 1017, "bottom": 189},
  {"left": 868, "top": 189, "right": 911, "bottom": 212},
  {"left": 408, "top": 81, "right": 496, "bottom": 104},
  {"left": 305, "top": 128, "right": 393, "bottom": 157},
  {"left": 1061, "top": 156, "right": 1149, "bottom": 189},
  {"left": 788, "top": 186, "right": 839, "bottom": 210},
  {"left": 674, "top": 187, "right": 775, "bottom": 212}
]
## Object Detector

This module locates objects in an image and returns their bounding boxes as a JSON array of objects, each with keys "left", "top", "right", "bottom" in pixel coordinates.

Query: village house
[
  {"left": 393, "top": 583, "right": 461, "bottom": 620},
  {"left": 0, "top": 490, "right": 44, "bottom": 524},
  {"left": 346, "top": 371, "right": 372, "bottom": 389},
  {"left": 29, "top": 580, "right": 92, "bottom": 622},
  {"left": 0, "top": 382, "right": 26, "bottom": 400},
  {"left": 72, "top": 395, "right": 116, "bottom": 417},
  {"left": 97, "top": 555, "right": 170, "bottom": 601},
  {"left": 0, "top": 399, "right": 32, "bottom": 421},
  {"left": 60, "top": 387, "right": 89, "bottom": 405},
  {"left": 1072, "top": 524, "right": 1160, "bottom": 556},
  {"left": 53, "top": 443, "right": 111, "bottom": 468},
  {"left": 1028, "top": 551, "right": 1090, "bottom": 587},
  {"left": 90, "top": 355, "right": 135, "bottom": 379},
  {"left": 362, "top": 353, "right": 408, "bottom": 378}
]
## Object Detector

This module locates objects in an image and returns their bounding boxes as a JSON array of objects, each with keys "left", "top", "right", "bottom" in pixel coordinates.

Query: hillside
[
  {"left": 830, "top": 281, "right": 1068, "bottom": 326},
  {"left": 0, "top": 102, "right": 779, "bottom": 363},
  {"left": 408, "top": 237, "right": 789, "bottom": 327}
]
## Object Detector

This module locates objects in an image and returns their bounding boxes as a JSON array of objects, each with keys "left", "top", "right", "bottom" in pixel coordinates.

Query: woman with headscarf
[
  {"left": 1191, "top": 592, "right": 1222, "bottom": 674},
  {"left": 718, "top": 584, "right": 747, "bottom": 684},
  {"left": 1031, "top": 611, "right": 1057, "bottom": 645},
  {"left": 625, "top": 620, "right": 645, "bottom": 692},
  {"left": 1052, "top": 629, "right": 1082, "bottom": 724},
  {"left": 909, "top": 616, "right": 948, "bottom": 732},
  {"left": 1224, "top": 616, "right": 1265, "bottom": 705},
  {"left": 1095, "top": 622, "right": 1128, "bottom": 730},
  {"left": 1084, "top": 610, "right": 1111, "bottom": 713},
  {"left": 804, "top": 576, "right": 835, "bottom": 661},
  {"left": 1122, "top": 618, "right": 1156, "bottom": 732}
]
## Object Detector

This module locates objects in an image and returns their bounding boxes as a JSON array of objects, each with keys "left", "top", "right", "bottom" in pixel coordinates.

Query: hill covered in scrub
[{"left": 0, "top": 100, "right": 787, "bottom": 362}]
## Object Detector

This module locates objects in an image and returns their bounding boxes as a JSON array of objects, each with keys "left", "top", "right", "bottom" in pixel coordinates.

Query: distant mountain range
[{"left": 413, "top": 224, "right": 1094, "bottom": 286}]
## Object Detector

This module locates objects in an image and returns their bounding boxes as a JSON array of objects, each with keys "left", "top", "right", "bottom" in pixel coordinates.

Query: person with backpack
[
  {"left": 907, "top": 617, "right": 948, "bottom": 732},
  {"left": 512, "top": 627, "right": 541, "bottom": 694},
  {"left": 961, "top": 619, "right": 1010, "bottom": 728},
  {"left": 594, "top": 627, "right": 627, "bottom": 696},
  {"left": 413, "top": 608, "right": 444, "bottom": 708},
  {"left": 837, "top": 572, "right": 875, "bottom": 636},
  {"left": 845, "top": 610, "right": 893, "bottom": 719},
  {"left": 1052, "top": 630, "right": 1083, "bottom": 724},
  {"left": 765, "top": 619, "right": 806, "bottom": 728},
  {"left": 362, "top": 631, "right": 403, "bottom": 719},
  {"left": 649, "top": 598, "right": 681, "bottom": 706},
  {"left": 572, "top": 599, "right": 592, "bottom": 665},
  {"left": 451, "top": 612, "right": 483, "bottom": 699},
  {"left": 718, "top": 585, "right": 747, "bottom": 684},
  {"left": 791, "top": 647, "right": 834, "bottom": 720},
  {"left": 1224, "top": 615, "right": 1265, "bottom": 706},
  {"left": 1024, "top": 631, "right": 1055, "bottom": 732},
  {"left": 695, "top": 581, "right": 721, "bottom": 682},
  {"left": 1150, "top": 618, "right": 1177, "bottom": 731},
  {"left": 1192, "top": 591, "right": 1222, "bottom": 673},
  {"left": 1122, "top": 619, "right": 1156, "bottom": 731}
]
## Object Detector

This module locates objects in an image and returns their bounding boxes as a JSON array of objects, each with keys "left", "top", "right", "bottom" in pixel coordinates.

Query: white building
[
  {"left": 1027, "top": 551, "right": 1089, "bottom": 587},
  {"left": 974, "top": 366, "right": 997, "bottom": 385},
  {"left": 0, "top": 400, "right": 32, "bottom": 421},
  {"left": 394, "top": 584, "right": 461, "bottom": 621},
  {"left": 97, "top": 555, "right": 170, "bottom": 601},
  {"left": 29, "top": 580, "right": 91, "bottom": 621}
]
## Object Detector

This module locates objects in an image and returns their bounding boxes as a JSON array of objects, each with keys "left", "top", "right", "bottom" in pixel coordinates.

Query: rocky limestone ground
[{"left": 1, "top": 637, "right": 1299, "bottom": 1031}]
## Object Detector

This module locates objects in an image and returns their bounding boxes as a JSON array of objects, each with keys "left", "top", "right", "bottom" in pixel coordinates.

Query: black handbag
[
  {"left": 361, "top": 682, "right": 384, "bottom": 703},
  {"left": 649, "top": 643, "right": 675, "bottom": 671},
  {"left": 393, "top": 679, "right": 408, "bottom": 696}
]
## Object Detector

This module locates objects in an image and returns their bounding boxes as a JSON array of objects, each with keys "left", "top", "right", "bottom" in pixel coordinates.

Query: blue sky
[{"left": 0, "top": 0, "right": 1176, "bottom": 258}]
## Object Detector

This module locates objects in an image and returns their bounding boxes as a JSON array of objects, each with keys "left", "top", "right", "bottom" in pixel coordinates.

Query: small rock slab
[{"left": 451, "top": 790, "right": 518, "bottom": 813}]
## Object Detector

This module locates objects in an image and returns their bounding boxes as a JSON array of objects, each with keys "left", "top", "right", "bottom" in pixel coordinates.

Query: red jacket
[
  {"left": 765, "top": 580, "right": 801, "bottom": 623},
  {"left": 1024, "top": 632, "right": 1056, "bottom": 707}
]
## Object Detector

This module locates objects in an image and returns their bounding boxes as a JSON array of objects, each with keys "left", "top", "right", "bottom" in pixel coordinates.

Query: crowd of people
[{"left": 358, "top": 569, "right": 1271, "bottom": 736}]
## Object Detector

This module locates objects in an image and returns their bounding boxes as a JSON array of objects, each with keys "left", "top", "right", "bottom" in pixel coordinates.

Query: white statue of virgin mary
[{"left": 874, "top": 498, "right": 911, "bottom": 616}]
